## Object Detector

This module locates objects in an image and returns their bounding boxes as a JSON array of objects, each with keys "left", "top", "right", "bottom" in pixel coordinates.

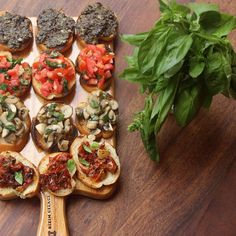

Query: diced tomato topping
[
  {"left": 0, "top": 74, "right": 5, "bottom": 83},
  {"left": 33, "top": 51, "right": 74, "bottom": 97},
  {"left": 77, "top": 44, "right": 114, "bottom": 88},
  {"left": 0, "top": 56, "right": 11, "bottom": 69}
]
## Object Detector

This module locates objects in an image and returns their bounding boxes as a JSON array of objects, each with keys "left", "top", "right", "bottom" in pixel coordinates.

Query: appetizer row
[
  {"left": 0, "top": 3, "right": 118, "bottom": 52},
  {"left": 0, "top": 93, "right": 118, "bottom": 152},
  {"left": 0, "top": 45, "right": 114, "bottom": 99},
  {"left": 0, "top": 136, "right": 120, "bottom": 200}
]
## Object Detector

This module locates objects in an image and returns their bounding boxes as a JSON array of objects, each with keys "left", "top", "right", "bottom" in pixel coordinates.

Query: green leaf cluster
[{"left": 121, "top": 0, "right": 236, "bottom": 161}]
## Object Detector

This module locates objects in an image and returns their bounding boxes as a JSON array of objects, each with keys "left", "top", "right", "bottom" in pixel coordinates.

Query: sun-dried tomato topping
[
  {"left": 78, "top": 141, "right": 117, "bottom": 182},
  {"left": 40, "top": 153, "right": 72, "bottom": 192},
  {"left": 0, "top": 155, "right": 34, "bottom": 192}
]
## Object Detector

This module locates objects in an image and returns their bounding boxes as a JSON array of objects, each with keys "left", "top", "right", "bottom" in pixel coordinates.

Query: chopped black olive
[
  {"left": 76, "top": 2, "right": 118, "bottom": 44},
  {"left": 36, "top": 9, "right": 75, "bottom": 49},
  {"left": 0, "top": 12, "right": 32, "bottom": 49}
]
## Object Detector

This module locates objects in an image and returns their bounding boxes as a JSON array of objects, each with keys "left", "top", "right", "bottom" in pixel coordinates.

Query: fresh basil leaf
[
  {"left": 152, "top": 73, "right": 180, "bottom": 132},
  {"left": 45, "top": 60, "right": 66, "bottom": 68},
  {"left": 48, "top": 103, "right": 56, "bottom": 112},
  {"left": 83, "top": 144, "right": 92, "bottom": 153},
  {"left": 15, "top": 171, "right": 23, "bottom": 185},
  {"left": 174, "top": 84, "right": 203, "bottom": 127},
  {"left": 52, "top": 112, "right": 64, "bottom": 122},
  {"left": 90, "top": 142, "right": 100, "bottom": 150},
  {"left": 121, "top": 32, "right": 149, "bottom": 46},
  {"left": 189, "top": 56, "right": 205, "bottom": 78},
  {"left": 10, "top": 58, "right": 23, "bottom": 67},
  {"left": 45, "top": 128, "right": 53, "bottom": 135},
  {"left": 79, "top": 158, "right": 90, "bottom": 167},
  {"left": 7, "top": 110, "right": 15, "bottom": 121},
  {"left": 62, "top": 78, "right": 68, "bottom": 92},
  {"left": 138, "top": 24, "right": 171, "bottom": 75},
  {"left": 90, "top": 100, "right": 99, "bottom": 109},
  {"left": 4, "top": 124, "right": 16, "bottom": 131},
  {"left": 0, "top": 83, "right": 7, "bottom": 91},
  {"left": 67, "top": 159, "right": 76, "bottom": 173},
  {"left": 188, "top": 3, "right": 219, "bottom": 17},
  {"left": 154, "top": 34, "right": 193, "bottom": 77}
]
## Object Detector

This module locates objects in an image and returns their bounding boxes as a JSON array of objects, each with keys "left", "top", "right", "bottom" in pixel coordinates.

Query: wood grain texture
[{"left": 0, "top": 0, "right": 235, "bottom": 236}]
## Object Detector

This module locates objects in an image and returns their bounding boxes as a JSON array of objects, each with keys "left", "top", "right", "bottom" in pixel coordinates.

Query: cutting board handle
[{"left": 37, "top": 191, "right": 69, "bottom": 236}]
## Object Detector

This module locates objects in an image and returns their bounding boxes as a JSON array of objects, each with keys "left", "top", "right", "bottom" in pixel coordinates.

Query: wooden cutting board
[
  {"left": 10, "top": 17, "right": 118, "bottom": 236},
  {"left": 0, "top": 1, "right": 236, "bottom": 236}
]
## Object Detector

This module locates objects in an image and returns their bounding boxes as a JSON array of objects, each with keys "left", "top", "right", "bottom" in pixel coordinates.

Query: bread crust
[
  {"left": 70, "top": 136, "right": 120, "bottom": 189},
  {"left": 31, "top": 103, "right": 77, "bottom": 152},
  {"left": 38, "top": 152, "right": 76, "bottom": 197},
  {"left": 0, "top": 11, "right": 33, "bottom": 52},
  {"left": 32, "top": 55, "right": 76, "bottom": 100},
  {"left": 75, "top": 102, "right": 116, "bottom": 139},
  {"left": 35, "top": 27, "right": 74, "bottom": 53},
  {"left": 0, "top": 100, "right": 31, "bottom": 152},
  {"left": 0, "top": 151, "right": 39, "bottom": 200}
]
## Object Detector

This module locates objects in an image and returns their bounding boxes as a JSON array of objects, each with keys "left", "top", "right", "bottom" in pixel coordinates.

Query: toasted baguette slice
[
  {"left": 75, "top": 102, "right": 116, "bottom": 140},
  {"left": 0, "top": 51, "right": 32, "bottom": 98},
  {"left": 76, "top": 2, "right": 118, "bottom": 46},
  {"left": 36, "top": 9, "right": 75, "bottom": 53},
  {"left": 31, "top": 103, "right": 77, "bottom": 152},
  {"left": 70, "top": 136, "right": 120, "bottom": 189},
  {"left": 0, "top": 11, "right": 33, "bottom": 52},
  {"left": 0, "top": 96, "right": 31, "bottom": 152},
  {"left": 32, "top": 54, "right": 76, "bottom": 100},
  {"left": 0, "top": 151, "right": 39, "bottom": 200},
  {"left": 38, "top": 152, "right": 76, "bottom": 197},
  {"left": 74, "top": 179, "right": 117, "bottom": 200},
  {"left": 35, "top": 27, "right": 74, "bottom": 53}
]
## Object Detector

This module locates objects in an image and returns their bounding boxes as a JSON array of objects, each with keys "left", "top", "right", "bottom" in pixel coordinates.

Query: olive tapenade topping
[
  {"left": 76, "top": 2, "right": 118, "bottom": 44},
  {"left": 0, "top": 12, "right": 32, "bottom": 49},
  {"left": 36, "top": 9, "right": 75, "bottom": 49}
]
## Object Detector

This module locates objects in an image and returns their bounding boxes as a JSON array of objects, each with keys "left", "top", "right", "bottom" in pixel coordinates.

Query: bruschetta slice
[
  {"left": 36, "top": 9, "right": 75, "bottom": 53},
  {"left": 31, "top": 102, "right": 77, "bottom": 152},
  {"left": 39, "top": 152, "right": 76, "bottom": 197},
  {"left": 0, "top": 151, "right": 39, "bottom": 200},
  {"left": 76, "top": 44, "right": 114, "bottom": 92},
  {"left": 32, "top": 51, "right": 76, "bottom": 100},
  {"left": 0, "top": 11, "right": 33, "bottom": 52},
  {"left": 76, "top": 2, "right": 118, "bottom": 47},
  {"left": 0, "top": 95, "right": 31, "bottom": 152},
  {"left": 75, "top": 90, "right": 118, "bottom": 139},
  {"left": 0, "top": 51, "right": 32, "bottom": 97},
  {"left": 70, "top": 136, "right": 120, "bottom": 189}
]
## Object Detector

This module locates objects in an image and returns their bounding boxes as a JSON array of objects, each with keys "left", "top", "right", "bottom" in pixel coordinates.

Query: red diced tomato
[
  {"left": 0, "top": 74, "right": 5, "bottom": 83},
  {"left": 53, "top": 79, "right": 63, "bottom": 94},
  {"left": 104, "top": 64, "right": 113, "bottom": 71},
  {"left": 105, "top": 70, "right": 112, "bottom": 79},
  {"left": 87, "top": 78, "right": 98, "bottom": 85},
  {"left": 97, "top": 78, "right": 105, "bottom": 88},
  {"left": 40, "top": 81, "right": 53, "bottom": 97}
]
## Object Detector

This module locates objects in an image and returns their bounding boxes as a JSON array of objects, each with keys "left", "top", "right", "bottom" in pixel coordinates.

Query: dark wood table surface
[{"left": 0, "top": 0, "right": 236, "bottom": 235}]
